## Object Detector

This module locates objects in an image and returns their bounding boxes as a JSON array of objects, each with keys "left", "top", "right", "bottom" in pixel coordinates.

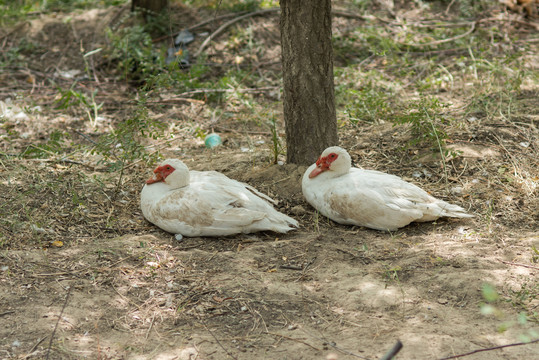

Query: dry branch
[
  {"left": 437, "top": 338, "right": 539, "bottom": 360},
  {"left": 265, "top": 332, "right": 322, "bottom": 351},
  {"left": 380, "top": 340, "right": 403, "bottom": 360},
  {"left": 399, "top": 22, "right": 476, "bottom": 47},
  {"left": 194, "top": 8, "right": 280, "bottom": 57},
  {"left": 46, "top": 286, "right": 72, "bottom": 360},
  {"left": 193, "top": 8, "right": 372, "bottom": 57},
  {"left": 501, "top": 260, "right": 539, "bottom": 270}
]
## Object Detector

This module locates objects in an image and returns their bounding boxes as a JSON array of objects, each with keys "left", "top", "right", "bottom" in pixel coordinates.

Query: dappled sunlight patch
[{"left": 1, "top": 0, "right": 537, "bottom": 358}]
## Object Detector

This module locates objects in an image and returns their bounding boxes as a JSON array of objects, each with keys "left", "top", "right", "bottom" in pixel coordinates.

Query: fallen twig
[
  {"left": 46, "top": 286, "right": 72, "bottom": 360},
  {"left": 194, "top": 8, "right": 373, "bottom": 57},
  {"left": 213, "top": 125, "right": 271, "bottom": 135},
  {"left": 437, "top": 338, "right": 539, "bottom": 360},
  {"left": 280, "top": 264, "right": 303, "bottom": 271},
  {"left": 501, "top": 260, "right": 539, "bottom": 270},
  {"left": 399, "top": 22, "right": 476, "bottom": 47},
  {"left": 305, "top": 331, "right": 369, "bottom": 359},
  {"left": 145, "top": 97, "right": 206, "bottom": 105},
  {"left": 265, "top": 331, "right": 322, "bottom": 351},
  {"left": 201, "top": 317, "right": 238, "bottom": 360},
  {"left": 478, "top": 16, "right": 539, "bottom": 31},
  {"left": 194, "top": 8, "right": 279, "bottom": 57},
  {"left": 380, "top": 340, "right": 403, "bottom": 360},
  {"left": 177, "top": 86, "right": 279, "bottom": 97},
  {"left": 22, "top": 336, "right": 49, "bottom": 359},
  {"left": 145, "top": 313, "right": 156, "bottom": 340},
  {"left": 152, "top": 11, "right": 250, "bottom": 43}
]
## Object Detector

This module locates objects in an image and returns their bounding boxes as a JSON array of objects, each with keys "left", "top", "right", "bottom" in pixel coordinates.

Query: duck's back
[
  {"left": 303, "top": 167, "right": 471, "bottom": 231},
  {"left": 141, "top": 171, "right": 297, "bottom": 236}
]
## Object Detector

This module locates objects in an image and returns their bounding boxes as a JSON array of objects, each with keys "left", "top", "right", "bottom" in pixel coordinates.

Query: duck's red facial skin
[
  {"left": 308, "top": 153, "right": 339, "bottom": 178},
  {"left": 146, "top": 164, "right": 176, "bottom": 184}
]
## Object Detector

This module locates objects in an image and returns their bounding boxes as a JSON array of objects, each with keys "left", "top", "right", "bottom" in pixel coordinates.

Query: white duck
[
  {"left": 302, "top": 146, "right": 473, "bottom": 231},
  {"left": 141, "top": 159, "right": 298, "bottom": 237}
]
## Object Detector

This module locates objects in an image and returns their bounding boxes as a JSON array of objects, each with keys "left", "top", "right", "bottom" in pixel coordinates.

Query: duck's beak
[
  {"left": 146, "top": 169, "right": 164, "bottom": 184},
  {"left": 309, "top": 155, "right": 331, "bottom": 178},
  {"left": 308, "top": 164, "right": 324, "bottom": 178}
]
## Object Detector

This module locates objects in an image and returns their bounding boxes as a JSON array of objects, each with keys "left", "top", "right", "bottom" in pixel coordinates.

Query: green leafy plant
[
  {"left": 383, "top": 265, "right": 402, "bottom": 284},
  {"left": 480, "top": 283, "right": 538, "bottom": 341},
  {"left": 531, "top": 246, "right": 539, "bottom": 264},
  {"left": 91, "top": 97, "right": 164, "bottom": 171},
  {"left": 339, "top": 81, "right": 394, "bottom": 124},
  {"left": 267, "top": 114, "right": 284, "bottom": 164},
  {"left": 54, "top": 84, "right": 103, "bottom": 127},
  {"left": 465, "top": 58, "right": 524, "bottom": 121},
  {"left": 507, "top": 279, "right": 539, "bottom": 324},
  {"left": 21, "top": 130, "right": 70, "bottom": 158},
  {"left": 105, "top": 25, "right": 162, "bottom": 84},
  {"left": 393, "top": 96, "right": 450, "bottom": 153}
]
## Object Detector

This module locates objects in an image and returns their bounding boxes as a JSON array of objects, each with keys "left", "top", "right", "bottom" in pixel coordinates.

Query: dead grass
[{"left": 0, "top": 1, "right": 538, "bottom": 359}]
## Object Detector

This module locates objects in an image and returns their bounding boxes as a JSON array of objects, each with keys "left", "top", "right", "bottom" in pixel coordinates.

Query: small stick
[
  {"left": 151, "top": 11, "right": 250, "bottom": 42},
  {"left": 399, "top": 22, "right": 476, "bottom": 47},
  {"left": 45, "top": 286, "right": 72, "bottom": 360},
  {"left": 305, "top": 331, "right": 368, "bottom": 359},
  {"left": 280, "top": 264, "right": 303, "bottom": 271},
  {"left": 437, "top": 338, "right": 539, "bottom": 359},
  {"left": 201, "top": 319, "right": 238, "bottom": 360},
  {"left": 380, "top": 340, "right": 403, "bottom": 360},
  {"left": 501, "top": 260, "right": 539, "bottom": 271},
  {"left": 22, "top": 336, "right": 49, "bottom": 359},
  {"left": 145, "top": 313, "right": 156, "bottom": 340},
  {"left": 265, "top": 332, "right": 321, "bottom": 351},
  {"left": 176, "top": 86, "right": 279, "bottom": 97},
  {"left": 195, "top": 9, "right": 280, "bottom": 57}
]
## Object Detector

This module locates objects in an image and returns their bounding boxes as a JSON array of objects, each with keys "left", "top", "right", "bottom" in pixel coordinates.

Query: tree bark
[
  {"left": 131, "top": 0, "right": 168, "bottom": 14},
  {"left": 280, "top": 0, "right": 339, "bottom": 165}
]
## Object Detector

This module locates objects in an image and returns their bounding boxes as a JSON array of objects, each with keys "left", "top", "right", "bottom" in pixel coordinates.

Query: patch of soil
[{"left": 1, "top": 2, "right": 538, "bottom": 360}]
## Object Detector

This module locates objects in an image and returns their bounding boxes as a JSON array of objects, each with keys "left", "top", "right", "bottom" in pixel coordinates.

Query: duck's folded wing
[
  {"left": 325, "top": 180, "right": 426, "bottom": 231},
  {"left": 194, "top": 170, "right": 278, "bottom": 205},
  {"left": 153, "top": 187, "right": 269, "bottom": 229}
]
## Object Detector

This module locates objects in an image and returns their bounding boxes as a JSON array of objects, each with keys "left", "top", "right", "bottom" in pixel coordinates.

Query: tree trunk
[
  {"left": 280, "top": 0, "right": 339, "bottom": 165},
  {"left": 131, "top": 0, "right": 168, "bottom": 14}
]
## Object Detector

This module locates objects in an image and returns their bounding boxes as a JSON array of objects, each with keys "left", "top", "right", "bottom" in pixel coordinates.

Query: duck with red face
[
  {"left": 302, "top": 146, "right": 473, "bottom": 231},
  {"left": 146, "top": 163, "right": 176, "bottom": 184},
  {"left": 308, "top": 151, "right": 340, "bottom": 179},
  {"left": 141, "top": 159, "right": 298, "bottom": 237}
]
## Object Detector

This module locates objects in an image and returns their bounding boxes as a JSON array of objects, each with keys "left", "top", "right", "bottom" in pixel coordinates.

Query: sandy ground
[{"left": 1, "top": 2, "right": 538, "bottom": 359}]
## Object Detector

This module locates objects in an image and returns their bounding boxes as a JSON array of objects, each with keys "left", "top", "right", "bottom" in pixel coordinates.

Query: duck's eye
[
  {"left": 166, "top": 166, "right": 171, "bottom": 170},
  {"left": 330, "top": 154, "right": 336, "bottom": 158}
]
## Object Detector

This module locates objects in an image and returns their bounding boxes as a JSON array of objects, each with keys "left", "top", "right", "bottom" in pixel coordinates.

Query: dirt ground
[{"left": 1, "top": 2, "right": 538, "bottom": 360}]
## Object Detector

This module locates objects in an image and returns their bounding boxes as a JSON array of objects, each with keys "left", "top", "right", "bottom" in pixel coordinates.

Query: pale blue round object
[{"left": 204, "top": 133, "right": 222, "bottom": 149}]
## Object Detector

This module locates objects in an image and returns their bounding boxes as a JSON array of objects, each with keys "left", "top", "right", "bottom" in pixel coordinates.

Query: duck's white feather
[
  {"left": 302, "top": 147, "right": 473, "bottom": 231},
  {"left": 141, "top": 162, "right": 298, "bottom": 237}
]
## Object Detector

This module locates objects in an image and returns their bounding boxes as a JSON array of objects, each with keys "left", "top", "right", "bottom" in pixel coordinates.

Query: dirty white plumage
[
  {"left": 141, "top": 159, "right": 298, "bottom": 237},
  {"left": 302, "top": 146, "right": 473, "bottom": 231}
]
